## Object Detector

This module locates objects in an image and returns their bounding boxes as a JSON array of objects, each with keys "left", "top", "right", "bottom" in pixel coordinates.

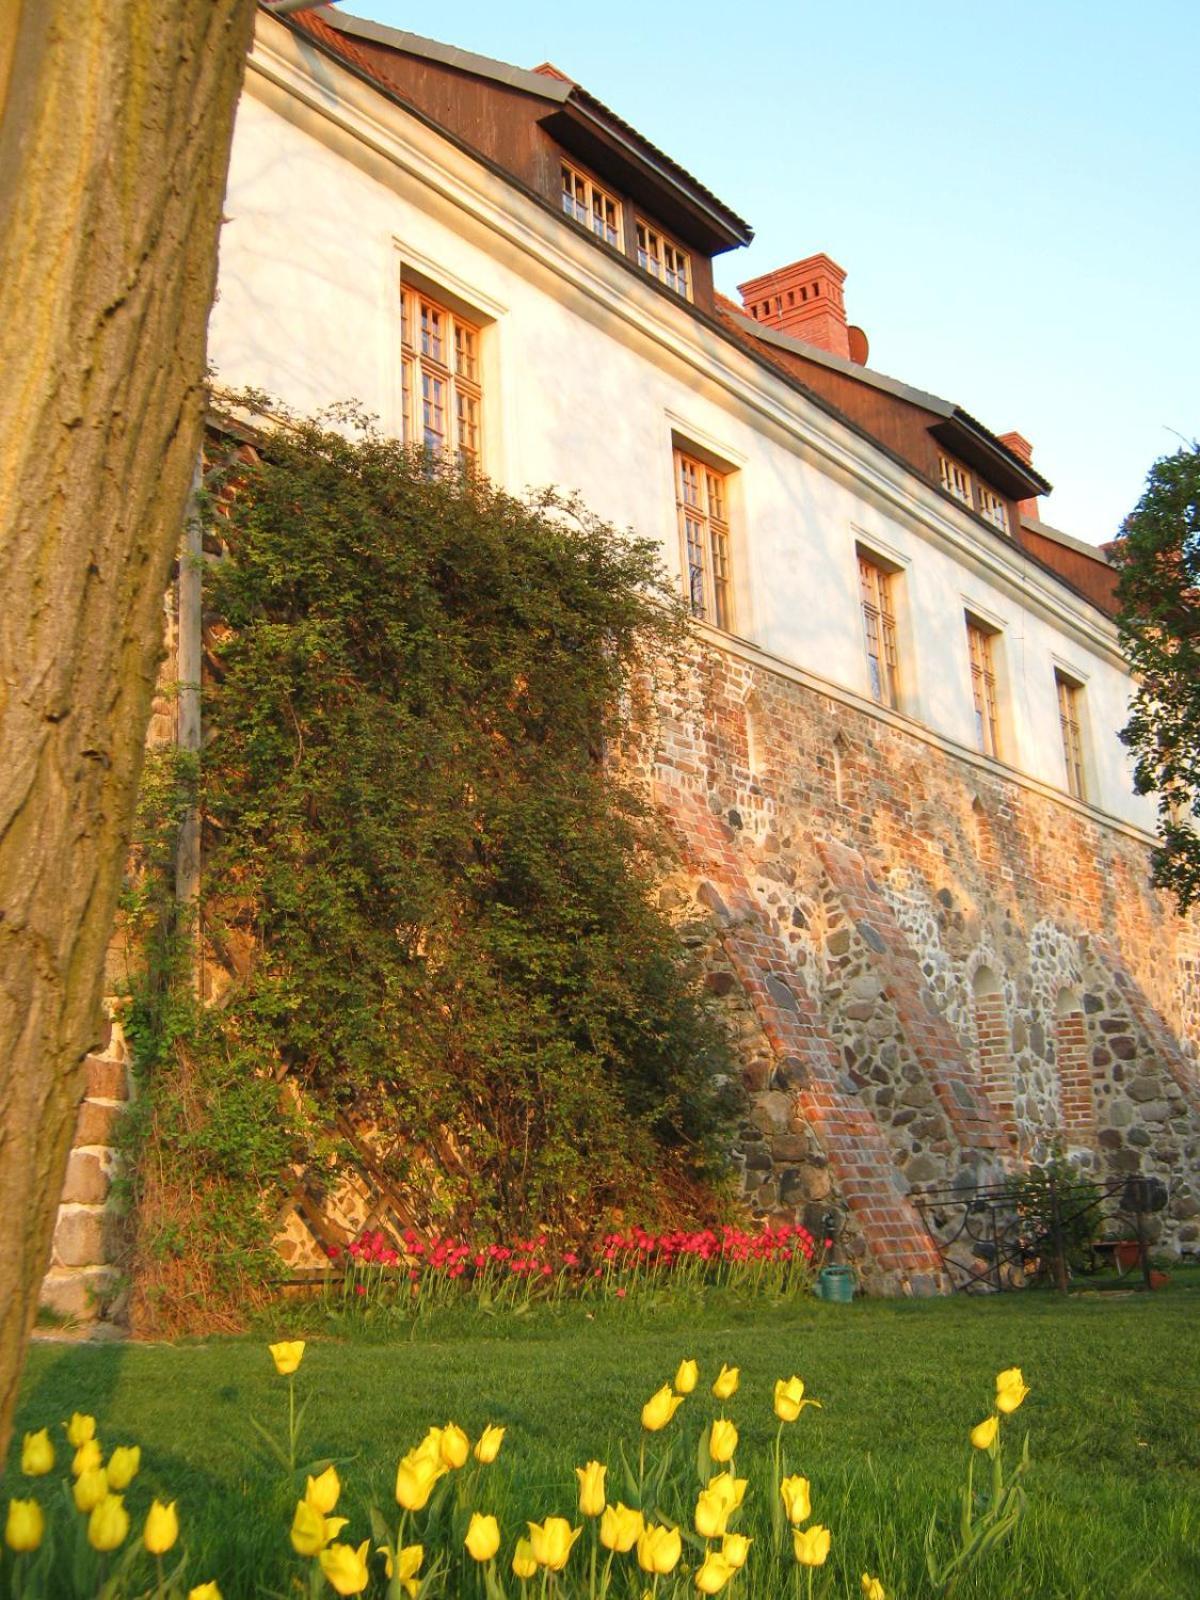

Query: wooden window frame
[
  {"left": 636, "top": 219, "right": 691, "bottom": 299},
  {"left": 938, "top": 454, "right": 973, "bottom": 506},
  {"left": 966, "top": 616, "right": 1002, "bottom": 758},
  {"left": 674, "top": 448, "right": 733, "bottom": 630},
  {"left": 400, "top": 285, "right": 482, "bottom": 468},
  {"left": 560, "top": 160, "right": 622, "bottom": 250},
  {"left": 1055, "top": 670, "right": 1087, "bottom": 801},
  {"left": 857, "top": 550, "right": 901, "bottom": 709},
  {"left": 977, "top": 485, "right": 1010, "bottom": 533}
]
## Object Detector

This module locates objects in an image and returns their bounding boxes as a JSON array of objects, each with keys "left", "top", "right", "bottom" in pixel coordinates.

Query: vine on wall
[{"left": 126, "top": 407, "right": 739, "bottom": 1328}]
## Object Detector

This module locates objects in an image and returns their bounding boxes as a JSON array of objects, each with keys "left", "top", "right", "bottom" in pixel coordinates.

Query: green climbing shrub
[{"left": 130, "top": 404, "right": 739, "bottom": 1323}]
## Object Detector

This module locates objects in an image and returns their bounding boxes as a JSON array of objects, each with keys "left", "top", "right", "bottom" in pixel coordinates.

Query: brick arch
[
  {"left": 1054, "top": 984, "right": 1094, "bottom": 1143},
  {"left": 971, "top": 964, "right": 1017, "bottom": 1148}
]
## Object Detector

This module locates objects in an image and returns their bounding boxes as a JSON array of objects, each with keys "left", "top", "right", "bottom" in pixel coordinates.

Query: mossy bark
[{"left": 0, "top": 0, "right": 255, "bottom": 1458}]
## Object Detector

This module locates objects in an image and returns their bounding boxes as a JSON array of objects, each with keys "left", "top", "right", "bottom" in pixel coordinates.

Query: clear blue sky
[{"left": 336, "top": 0, "right": 1198, "bottom": 545}]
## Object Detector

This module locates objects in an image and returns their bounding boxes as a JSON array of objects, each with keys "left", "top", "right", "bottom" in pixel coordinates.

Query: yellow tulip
[
  {"left": 780, "top": 1474, "right": 812, "bottom": 1524},
  {"left": 694, "top": 1488, "right": 731, "bottom": 1540},
  {"left": 995, "top": 1368, "right": 1030, "bottom": 1414},
  {"left": 674, "top": 1358, "right": 699, "bottom": 1394},
  {"left": 970, "top": 1415, "right": 999, "bottom": 1451},
  {"left": 5, "top": 1499, "right": 44, "bottom": 1553},
  {"left": 143, "top": 1499, "right": 179, "bottom": 1555},
  {"left": 411, "top": 1427, "right": 444, "bottom": 1466},
  {"left": 474, "top": 1425, "right": 505, "bottom": 1464},
  {"left": 709, "top": 1418, "right": 738, "bottom": 1463},
  {"left": 88, "top": 1494, "right": 129, "bottom": 1553},
  {"left": 527, "top": 1516, "right": 581, "bottom": 1572},
  {"left": 721, "top": 1532, "right": 752, "bottom": 1570},
  {"left": 637, "top": 1522, "right": 682, "bottom": 1575},
  {"left": 576, "top": 1460, "right": 607, "bottom": 1517},
  {"left": 319, "top": 1538, "right": 371, "bottom": 1596},
  {"left": 599, "top": 1502, "right": 644, "bottom": 1553},
  {"left": 66, "top": 1413, "right": 96, "bottom": 1447},
  {"left": 73, "top": 1438, "right": 102, "bottom": 1477},
  {"left": 439, "top": 1423, "right": 470, "bottom": 1469},
  {"left": 106, "top": 1446, "right": 141, "bottom": 1490},
  {"left": 268, "top": 1340, "right": 305, "bottom": 1376},
  {"left": 774, "top": 1375, "right": 821, "bottom": 1422},
  {"left": 712, "top": 1364, "right": 739, "bottom": 1400},
  {"left": 465, "top": 1513, "right": 501, "bottom": 1562},
  {"left": 305, "top": 1466, "right": 340, "bottom": 1514},
  {"left": 187, "top": 1585, "right": 223, "bottom": 1600},
  {"left": 21, "top": 1429, "right": 54, "bottom": 1477},
  {"left": 706, "top": 1473, "right": 747, "bottom": 1513},
  {"left": 378, "top": 1543, "right": 423, "bottom": 1596},
  {"left": 862, "top": 1576, "right": 887, "bottom": 1600},
  {"left": 290, "top": 1498, "right": 331, "bottom": 1558},
  {"left": 641, "top": 1384, "right": 685, "bottom": 1432},
  {"left": 695, "top": 1550, "right": 734, "bottom": 1594},
  {"left": 512, "top": 1537, "right": 538, "bottom": 1579},
  {"left": 394, "top": 1451, "right": 446, "bottom": 1511},
  {"left": 74, "top": 1466, "right": 109, "bottom": 1513},
  {"left": 793, "top": 1524, "right": 831, "bottom": 1567}
]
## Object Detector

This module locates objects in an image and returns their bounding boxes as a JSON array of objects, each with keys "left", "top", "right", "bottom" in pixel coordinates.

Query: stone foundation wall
[
  {"left": 39, "top": 1014, "right": 130, "bottom": 1323},
  {"left": 649, "top": 638, "right": 1200, "bottom": 1281}
]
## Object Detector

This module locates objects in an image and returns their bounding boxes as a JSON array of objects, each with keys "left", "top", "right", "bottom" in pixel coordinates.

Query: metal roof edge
[
  {"left": 726, "top": 308, "right": 1052, "bottom": 496},
  {"left": 326, "top": 10, "right": 573, "bottom": 103},
  {"left": 1021, "top": 515, "right": 1114, "bottom": 566},
  {"left": 724, "top": 308, "right": 953, "bottom": 415}
]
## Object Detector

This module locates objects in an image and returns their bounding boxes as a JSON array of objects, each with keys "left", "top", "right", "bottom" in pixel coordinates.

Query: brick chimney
[
  {"left": 999, "top": 431, "right": 1041, "bottom": 521},
  {"left": 737, "top": 253, "right": 851, "bottom": 361}
]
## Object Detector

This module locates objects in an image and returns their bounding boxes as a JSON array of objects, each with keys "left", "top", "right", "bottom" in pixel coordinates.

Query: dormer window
[
  {"left": 560, "top": 161, "right": 621, "bottom": 248},
  {"left": 977, "top": 486, "right": 1009, "bottom": 533},
  {"left": 938, "top": 454, "right": 972, "bottom": 506},
  {"left": 636, "top": 220, "right": 690, "bottom": 299}
]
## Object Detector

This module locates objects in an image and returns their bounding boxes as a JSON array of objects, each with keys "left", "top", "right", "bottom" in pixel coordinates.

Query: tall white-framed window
[
  {"left": 637, "top": 220, "right": 691, "bottom": 299},
  {"left": 857, "top": 549, "right": 901, "bottom": 708},
  {"left": 560, "top": 160, "right": 621, "bottom": 249},
  {"left": 675, "top": 448, "right": 733, "bottom": 630},
  {"left": 400, "top": 285, "right": 481, "bottom": 466},
  {"left": 966, "top": 615, "right": 1002, "bottom": 758},
  {"left": 1055, "top": 669, "right": 1088, "bottom": 800}
]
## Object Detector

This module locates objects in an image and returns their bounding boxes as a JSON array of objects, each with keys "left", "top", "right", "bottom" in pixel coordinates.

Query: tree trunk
[{"left": 0, "top": 0, "right": 256, "bottom": 1460}]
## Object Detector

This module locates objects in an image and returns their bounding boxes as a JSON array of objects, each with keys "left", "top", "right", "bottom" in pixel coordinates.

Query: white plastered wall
[{"left": 208, "top": 17, "right": 1153, "bottom": 836}]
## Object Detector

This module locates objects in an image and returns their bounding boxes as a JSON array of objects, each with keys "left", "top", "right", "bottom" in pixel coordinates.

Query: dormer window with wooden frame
[
  {"left": 977, "top": 485, "right": 1009, "bottom": 533},
  {"left": 400, "top": 286, "right": 481, "bottom": 467},
  {"left": 560, "top": 160, "right": 621, "bottom": 249},
  {"left": 939, "top": 454, "right": 972, "bottom": 507},
  {"left": 637, "top": 221, "right": 691, "bottom": 299},
  {"left": 675, "top": 448, "right": 732, "bottom": 630}
]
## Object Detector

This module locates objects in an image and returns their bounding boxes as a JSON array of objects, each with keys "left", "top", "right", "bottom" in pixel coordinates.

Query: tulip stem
[
  {"left": 288, "top": 1373, "right": 296, "bottom": 1471},
  {"left": 156, "top": 1553, "right": 165, "bottom": 1600}
]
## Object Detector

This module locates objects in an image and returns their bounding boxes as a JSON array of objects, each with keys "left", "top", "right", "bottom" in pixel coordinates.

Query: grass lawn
[{"left": 6, "top": 1285, "right": 1199, "bottom": 1599}]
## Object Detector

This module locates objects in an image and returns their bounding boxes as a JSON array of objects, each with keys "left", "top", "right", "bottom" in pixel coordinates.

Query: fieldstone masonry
[
  {"left": 647, "top": 639, "right": 1200, "bottom": 1283},
  {"left": 41, "top": 603, "right": 1200, "bottom": 1313}
]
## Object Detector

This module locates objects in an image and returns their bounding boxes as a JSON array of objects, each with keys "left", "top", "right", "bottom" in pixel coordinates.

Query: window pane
[
  {"left": 422, "top": 372, "right": 445, "bottom": 450},
  {"left": 420, "top": 302, "right": 443, "bottom": 363}
]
